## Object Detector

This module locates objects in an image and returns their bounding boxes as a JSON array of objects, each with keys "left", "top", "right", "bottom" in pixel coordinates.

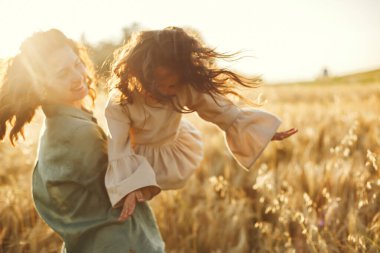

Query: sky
[{"left": 0, "top": 0, "right": 379, "bottom": 83}]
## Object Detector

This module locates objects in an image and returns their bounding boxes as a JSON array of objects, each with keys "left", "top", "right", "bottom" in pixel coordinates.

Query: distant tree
[
  {"left": 322, "top": 67, "right": 329, "bottom": 78},
  {"left": 81, "top": 23, "right": 141, "bottom": 81},
  {"left": 120, "top": 23, "right": 140, "bottom": 45}
]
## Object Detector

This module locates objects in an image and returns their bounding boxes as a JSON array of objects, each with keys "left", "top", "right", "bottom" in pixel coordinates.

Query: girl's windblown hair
[
  {"left": 0, "top": 29, "right": 96, "bottom": 145},
  {"left": 109, "top": 26, "right": 261, "bottom": 110}
]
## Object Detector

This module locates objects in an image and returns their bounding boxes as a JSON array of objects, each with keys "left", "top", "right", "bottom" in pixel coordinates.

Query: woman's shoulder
[
  {"left": 45, "top": 112, "right": 105, "bottom": 143},
  {"left": 41, "top": 119, "right": 106, "bottom": 157},
  {"left": 71, "top": 123, "right": 107, "bottom": 149}
]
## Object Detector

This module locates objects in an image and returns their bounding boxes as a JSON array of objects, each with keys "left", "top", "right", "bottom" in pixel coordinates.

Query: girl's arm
[
  {"left": 272, "top": 128, "right": 298, "bottom": 141},
  {"left": 118, "top": 186, "right": 153, "bottom": 221},
  {"left": 178, "top": 85, "right": 296, "bottom": 170},
  {"left": 104, "top": 91, "right": 160, "bottom": 211}
]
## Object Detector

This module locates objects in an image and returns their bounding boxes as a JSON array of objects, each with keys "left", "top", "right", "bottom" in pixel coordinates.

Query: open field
[{"left": 0, "top": 80, "right": 379, "bottom": 252}]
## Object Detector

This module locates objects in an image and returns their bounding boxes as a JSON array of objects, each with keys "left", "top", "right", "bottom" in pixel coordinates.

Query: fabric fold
[
  {"left": 104, "top": 91, "right": 161, "bottom": 207},
  {"left": 225, "top": 108, "right": 282, "bottom": 169},
  {"left": 106, "top": 157, "right": 160, "bottom": 207},
  {"left": 104, "top": 86, "right": 283, "bottom": 206},
  {"left": 134, "top": 120, "right": 204, "bottom": 190}
]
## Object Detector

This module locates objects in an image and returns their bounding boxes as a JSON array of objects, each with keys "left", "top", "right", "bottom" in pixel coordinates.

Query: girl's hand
[
  {"left": 271, "top": 128, "right": 298, "bottom": 141},
  {"left": 118, "top": 190, "right": 144, "bottom": 221},
  {"left": 118, "top": 187, "right": 155, "bottom": 221}
]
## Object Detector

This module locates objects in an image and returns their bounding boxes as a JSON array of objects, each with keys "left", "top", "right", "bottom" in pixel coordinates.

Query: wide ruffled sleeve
[
  {"left": 178, "top": 85, "right": 281, "bottom": 170},
  {"left": 225, "top": 108, "right": 281, "bottom": 169},
  {"left": 104, "top": 91, "right": 161, "bottom": 207}
]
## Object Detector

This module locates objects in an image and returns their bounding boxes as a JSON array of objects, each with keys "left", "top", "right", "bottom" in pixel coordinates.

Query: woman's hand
[
  {"left": 118, "top": 187, "right": 155, "bottom": 221},
  {"left": 271, "top": 128, "right": 298, "bottom": 141}
]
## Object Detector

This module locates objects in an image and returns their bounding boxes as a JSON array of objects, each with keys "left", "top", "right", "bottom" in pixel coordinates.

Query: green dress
[{"left": 32, "top": 104, "right": 165, "bottom": 253}]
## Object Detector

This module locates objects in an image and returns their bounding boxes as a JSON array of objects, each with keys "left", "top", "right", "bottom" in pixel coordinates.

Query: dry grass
[{"left": 0, "top": 83, "right": 379, "bottom": 253}]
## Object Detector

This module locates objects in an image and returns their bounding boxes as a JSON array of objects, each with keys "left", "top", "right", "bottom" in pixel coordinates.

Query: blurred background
[
  {"left": 0, "top": 0, "right": 379, "bottom": 252},
  {"left": 1, "top": 0, "right": 380, "bottom": 83}
]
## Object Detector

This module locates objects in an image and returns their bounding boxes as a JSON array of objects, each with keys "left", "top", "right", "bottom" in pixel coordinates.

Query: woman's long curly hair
[
  {"left": 109, "top": 26, "right": 261, "bottom": 111},
  {"left": 0, "top": 29, "right": 96, "bottom": 145}
]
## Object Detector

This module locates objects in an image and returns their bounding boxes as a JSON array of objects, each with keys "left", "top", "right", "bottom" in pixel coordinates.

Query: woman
[{"left": 0, "top": 29, "right": 165, "bottom": 253}]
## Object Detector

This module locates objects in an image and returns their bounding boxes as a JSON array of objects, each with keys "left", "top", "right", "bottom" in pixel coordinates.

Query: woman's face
[{"left": 43, "top": 45, "right": 88, "bottom": 105}]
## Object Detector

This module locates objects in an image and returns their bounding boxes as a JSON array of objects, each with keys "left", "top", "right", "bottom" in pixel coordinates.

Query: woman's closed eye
[
  {"left": 75, "top": 58, "right": 83, "bottom": 68},
  {"left": 57, "top": 59, "right": 83, "bottom": 79}
]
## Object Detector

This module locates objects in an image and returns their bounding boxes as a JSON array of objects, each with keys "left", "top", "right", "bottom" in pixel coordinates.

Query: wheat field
[{"left": 0, "top": 82, "right": 379, "bottom": 253}]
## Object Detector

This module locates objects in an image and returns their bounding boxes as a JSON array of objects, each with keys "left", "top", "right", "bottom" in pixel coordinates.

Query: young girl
[
  {"left": 105, "top": 26, "right": 297, "bottom": 220},
  {"left": 0, "top": 29, "right": 164, "bottom": 253}
]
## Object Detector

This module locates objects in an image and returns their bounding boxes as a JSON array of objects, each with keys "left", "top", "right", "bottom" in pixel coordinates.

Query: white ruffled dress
[{"left": 104, "top": 85, "right": 281, "bottom": 207}]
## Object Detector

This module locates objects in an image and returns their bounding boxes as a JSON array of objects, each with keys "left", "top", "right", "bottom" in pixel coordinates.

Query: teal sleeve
[{"left": 65, "top": 124, "right": 108, "bottom": 185}]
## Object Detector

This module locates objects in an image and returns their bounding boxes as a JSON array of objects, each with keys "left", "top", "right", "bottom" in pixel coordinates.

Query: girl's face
[
  {"left": 43, "top": 45, "right": 88, "bottom": 106},
  {"left": 153, "top": 66, "right": 181, "bottom": 96}
]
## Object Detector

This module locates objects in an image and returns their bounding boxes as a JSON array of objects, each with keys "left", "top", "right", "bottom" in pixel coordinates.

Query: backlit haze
[{"left": 1, "top": 0, "right": 379, "bottom": 83}]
